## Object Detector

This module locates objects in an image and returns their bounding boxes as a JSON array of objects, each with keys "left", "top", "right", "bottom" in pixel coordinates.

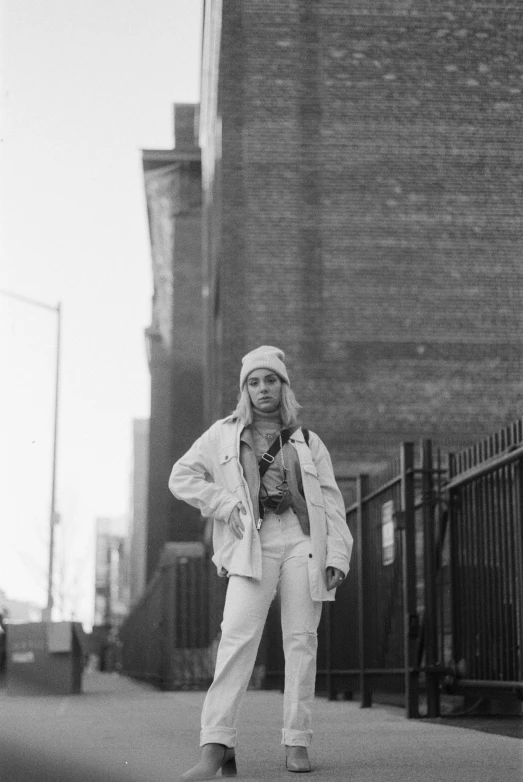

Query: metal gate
[{"left": 441, "top": 420, "right": 523, "bottom": 699}]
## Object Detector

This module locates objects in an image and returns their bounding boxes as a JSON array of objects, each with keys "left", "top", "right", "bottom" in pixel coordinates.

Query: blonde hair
[{"left": 232, "top": 383, "right": 302, "bottom": 427}]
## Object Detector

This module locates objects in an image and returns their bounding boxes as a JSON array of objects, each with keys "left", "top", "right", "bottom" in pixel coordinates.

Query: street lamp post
[{"left": 0, "top": 289, "right": 62, "bottom": 622}]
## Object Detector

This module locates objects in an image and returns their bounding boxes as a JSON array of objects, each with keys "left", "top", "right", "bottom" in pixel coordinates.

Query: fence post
[
  {"left": 357, "top": 472, "right": 371, "bottom": 707},
  {"left": 401, "top": 442, "right": 419, "bottom": 717},
  {"left": 161, "top": 560, "right": 176, "bottom": 690},
  {"left": 447, "top": 451, "right": 459, "bottom": 681},
  {"left": 517, "top": 457, "right": 523, "bottom": 684},
  {"left": 422, "top": 438, "right": 440, "bottom": 717}
]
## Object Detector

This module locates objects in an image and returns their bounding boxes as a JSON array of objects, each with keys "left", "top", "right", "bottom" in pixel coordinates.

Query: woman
[{"left": 169, "top": 346, "right": 353, "bottom": 780}]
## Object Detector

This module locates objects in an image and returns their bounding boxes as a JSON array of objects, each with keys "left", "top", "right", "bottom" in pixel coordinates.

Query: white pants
[{"left": 200, "top": 507, "right": 323, "bottom": 748}]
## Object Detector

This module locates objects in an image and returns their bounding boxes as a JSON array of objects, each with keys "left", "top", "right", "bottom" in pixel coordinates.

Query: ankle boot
[
  {"left": 181, "top": 743, "right": 237, "bottom": 781},
  {"left": 285, "top": 745, "right": 311, "bottom": 773}
]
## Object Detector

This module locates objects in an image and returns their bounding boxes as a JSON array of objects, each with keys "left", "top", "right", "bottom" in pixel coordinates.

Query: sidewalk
[{"left": 1, "top": 670, "right": 521, "bottom": 782}]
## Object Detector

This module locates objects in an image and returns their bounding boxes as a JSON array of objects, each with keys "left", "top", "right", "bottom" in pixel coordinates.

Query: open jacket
[{"left": 168, "top": 415, "right": 353, "bottom": 601}]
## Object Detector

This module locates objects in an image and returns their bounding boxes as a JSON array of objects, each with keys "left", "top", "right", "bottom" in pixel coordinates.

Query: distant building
[
  {"left": 142, "top": 104, "right": 204, "bottom": 581},
  {"left": 0, "top": 589, "right": 42, "bottom": 623},
  {"left": 93, "top": 517, "right": 129, "bottom": 627},
  {"left": 128, "top": 419, "right": 149, "bottom": 605}
]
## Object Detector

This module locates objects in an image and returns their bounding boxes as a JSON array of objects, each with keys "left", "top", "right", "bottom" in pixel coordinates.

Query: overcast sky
[{"left": 0, "top": 0, "right": 202, "bottom": 627}]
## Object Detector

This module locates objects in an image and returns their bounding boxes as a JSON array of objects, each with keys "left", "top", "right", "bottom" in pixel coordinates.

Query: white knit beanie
[{"left": 239, "top": 345, "right": 290, "bottom": 388}]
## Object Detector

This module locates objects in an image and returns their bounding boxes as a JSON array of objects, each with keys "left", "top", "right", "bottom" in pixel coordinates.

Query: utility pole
[
  {"left": 46, "top": 301, "right": 61, "bottom": 621},
  {"left": 1, "top": 289, "right": 62, "bottom": 622}
]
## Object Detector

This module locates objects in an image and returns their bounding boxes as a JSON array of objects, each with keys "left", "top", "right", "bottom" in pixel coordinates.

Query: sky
[{"left": 0, "top": 0, "right": 203, "bottom": 627}]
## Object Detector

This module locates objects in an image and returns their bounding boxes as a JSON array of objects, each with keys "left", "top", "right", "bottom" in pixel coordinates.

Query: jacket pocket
[{"left": 218, "top": 447, "right": 243, "bottom": 490}]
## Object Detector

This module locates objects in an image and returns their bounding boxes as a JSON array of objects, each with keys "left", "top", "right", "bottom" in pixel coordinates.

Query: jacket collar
[{"left": 240, "top": 426, "right": 254, "bottom": 445}]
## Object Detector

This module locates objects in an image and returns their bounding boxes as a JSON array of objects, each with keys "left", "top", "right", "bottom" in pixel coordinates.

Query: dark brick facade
[
  {"left": 200, "top": 1, "right": 523, "bottom": 478},
  {"left": 143, "top": 104, "right": 204, "bottom": 581}
]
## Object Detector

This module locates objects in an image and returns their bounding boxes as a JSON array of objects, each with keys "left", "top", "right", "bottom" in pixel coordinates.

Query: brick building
[
  {"left": 93, "top": 516, "right": 129, "bottom": 628},
  {"left": 128, "top": 418, "right": 149, "bottom": 606},
  {"left": 142, "top": 105, "right": 204, "bottom": 580},
  {"left": 200, "top": 0, "right": 522, "bottom": 481}
]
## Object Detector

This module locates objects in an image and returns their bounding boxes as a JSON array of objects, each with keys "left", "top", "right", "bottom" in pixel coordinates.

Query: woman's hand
[
  {"left": 326, "top": 566, "right": 345, "bottom": 590},
  {"left": 228, "top": 502, "right": 247, "bottom": 539}
]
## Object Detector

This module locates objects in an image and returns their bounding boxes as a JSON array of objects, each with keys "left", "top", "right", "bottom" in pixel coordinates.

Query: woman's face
[{"left": 247, "top": 369, "right": 283, "bottom": 413}]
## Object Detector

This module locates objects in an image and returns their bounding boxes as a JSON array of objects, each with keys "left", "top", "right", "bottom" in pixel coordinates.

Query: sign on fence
[{"left": 381, "top": 500, "right": 395, "bottom": 566}]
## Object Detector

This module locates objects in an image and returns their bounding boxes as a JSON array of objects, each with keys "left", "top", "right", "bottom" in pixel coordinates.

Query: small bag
[{"left": 257, "top": 426, "right": 311, "bottom": 523}]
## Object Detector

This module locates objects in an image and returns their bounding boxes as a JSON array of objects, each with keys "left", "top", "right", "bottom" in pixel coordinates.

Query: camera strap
[{"left": 258, "top": 426, "right": 299, "bottom": 479}]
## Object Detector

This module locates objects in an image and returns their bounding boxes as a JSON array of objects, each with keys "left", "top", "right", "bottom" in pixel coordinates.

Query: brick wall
[
  {"left": 201, "top": 0, "right": 523, "bottom": 476},
  {"left": 143, "top": 105, "right": 204, "bottom": 580}
]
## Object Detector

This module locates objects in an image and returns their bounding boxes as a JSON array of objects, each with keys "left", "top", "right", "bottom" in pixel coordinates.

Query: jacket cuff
[
  {"left": 216, "top": 495, "right": 239, "bottom": 523},
  {"left": 326, "top": 556, "right": 349, "bottom": 575}
]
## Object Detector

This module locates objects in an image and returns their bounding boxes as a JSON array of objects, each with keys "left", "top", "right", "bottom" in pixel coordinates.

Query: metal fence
[
  {"left": 120, "top": 542, "right": 226, "bottom": 690},
  {"left": 441, "top": 419, "right": 523, "bottom": 698}
]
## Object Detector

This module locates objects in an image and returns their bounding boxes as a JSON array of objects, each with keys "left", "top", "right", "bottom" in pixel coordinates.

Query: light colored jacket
[{"left": 168, "top": 415, "right": 353, "bottom": 601}]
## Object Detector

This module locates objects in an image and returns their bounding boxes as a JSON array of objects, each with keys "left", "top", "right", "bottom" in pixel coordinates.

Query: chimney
[{"left": 173, "top": 104, "right": 199, "bottom": 150}]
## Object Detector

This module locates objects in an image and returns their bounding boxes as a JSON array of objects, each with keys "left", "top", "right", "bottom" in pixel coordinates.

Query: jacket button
[{"left": 309, "top": 554, "right": 313, "bottom": 558}]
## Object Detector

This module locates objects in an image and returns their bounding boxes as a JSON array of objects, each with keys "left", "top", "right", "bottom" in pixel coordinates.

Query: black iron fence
[
  {"left": 120, "top": 542, "right": 226, "bottom": 690},
  {"left": 442, "top": 419, "right": 523, "bottom": 697},
  {"left": 120, "top": 420, "right": 523, "bottom": 716}
]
